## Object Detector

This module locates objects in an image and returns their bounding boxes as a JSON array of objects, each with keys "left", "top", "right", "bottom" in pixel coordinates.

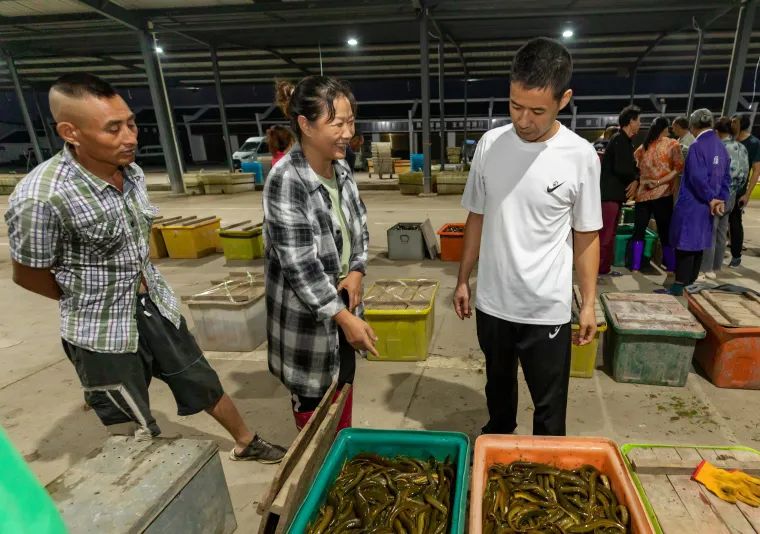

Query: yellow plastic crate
[
  {"left": 570, "top": 286, "right": 607, "bottom": 378},
  {"left": 219, "top": 221, "right": 264, "bottom": 261},
  {"left": 149, "top": 215, "right": 188, "bottom": 259},
  {"left": 570, "top": 323, "right": 608, "bottom": 378},
  {"left": 364, "top": 279, "right": 439, "bottom": 361},
  {"left": 160, "top": 216, "right": 221, "bottom": 259}
]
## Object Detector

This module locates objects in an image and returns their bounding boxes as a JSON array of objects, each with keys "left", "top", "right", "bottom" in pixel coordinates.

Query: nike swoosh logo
[
  {"left": 547, "top": 182, "right": 566, "bottom": 193},
  {"left": 549, "top": 326, "right": 561, "bottom": 339}
]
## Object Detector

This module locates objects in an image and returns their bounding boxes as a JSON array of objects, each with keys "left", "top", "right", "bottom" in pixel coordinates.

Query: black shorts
[{"left": 62, "top": 295, "right": 224, "bottom": 437}]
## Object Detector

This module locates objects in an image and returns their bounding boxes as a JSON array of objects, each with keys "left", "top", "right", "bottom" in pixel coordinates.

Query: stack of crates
[
  {"left": 364, "top": 279, "right": 439, "bottom": 361},
  {"left": 370, "top": 142, "right": 394, "bottom": 179}
]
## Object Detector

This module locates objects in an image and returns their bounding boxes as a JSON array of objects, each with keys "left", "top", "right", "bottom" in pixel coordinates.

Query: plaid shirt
[
  {"left": 263, "top": 144, "right": 369, "bottom": 398},
  {"left": 5, "top": 145, "right": 180, "bottom": 353}
]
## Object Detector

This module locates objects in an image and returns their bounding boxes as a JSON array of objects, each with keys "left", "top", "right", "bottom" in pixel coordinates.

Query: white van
[{"left": 232, "top": 136, "right": 272, "bottom": 174}]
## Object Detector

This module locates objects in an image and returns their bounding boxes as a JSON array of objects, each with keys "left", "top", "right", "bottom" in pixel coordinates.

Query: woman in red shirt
[
  {"left": 632, "top": 117, "right": 684, "bottom": 284},
  {"left": 267, "top": 125, "right": 294, "bottom": 167}
]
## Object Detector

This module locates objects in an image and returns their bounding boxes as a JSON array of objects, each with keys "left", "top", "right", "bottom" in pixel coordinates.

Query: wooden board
[
  {"left": 256, "top": 381, "right": 338, "bottom": 516},
  {"left": 692, "top": 292, "right": 760, "bottom": 328},
  {"left": 257, "top": 385, "right": 350, "bottom": 534},
  {"left": 627, "top": 447, "right": 760, "bottom": 534},
  {"left": 602, "top": 292, "right": 705, "bottom": 335},
  {"left": 628, "top": 446, "right": 760, "bottom": 475},
  {"left": 421, "top": 218, "right": 439, "bottom": 260}
]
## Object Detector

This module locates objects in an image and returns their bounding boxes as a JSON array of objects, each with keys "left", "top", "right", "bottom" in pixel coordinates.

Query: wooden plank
[
  {"left": 676, "top": 447, "right": 707, "bottom": 467},
  {"left": 699, "top": 484, "right": 757, "bottom": 534},
  {"left": 270, "top": 386, "right": 351, "bottom": 534},
  {"left": 668, "top": 474, "right": 732, "bottom": 534},
  {"left": 736, "top": 501, "right": 760, "bottom": 532},
  {"left": 628, "top": 447, "right": 659, "bottom": 471},
  {"left": 256, "top": 381, "right": 339, "bottom": 515},
  {"left": 702, "top": 291, "right": 740, "bottom": 326},
  {"left": 638, "top": 474, "right": 703, "bottom": 534},
  {"left": 421, "top": 218, "right": 439, "bottom": 259}
]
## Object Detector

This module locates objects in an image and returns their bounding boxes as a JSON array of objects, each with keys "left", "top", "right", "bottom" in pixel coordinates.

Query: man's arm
[
  {"left": 573, "top": 230, "right": 599, "bottom": 346},
  {"left": 453, "top": 212, "right": 484, "bottom": 320},
  {"left": 11, "top": 261, "right": 61, "bottom": 301}
]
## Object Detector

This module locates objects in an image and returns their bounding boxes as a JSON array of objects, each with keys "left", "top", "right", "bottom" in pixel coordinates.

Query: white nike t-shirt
[{"left": 462, "top": 123, "right": 602, "bottom": 325}]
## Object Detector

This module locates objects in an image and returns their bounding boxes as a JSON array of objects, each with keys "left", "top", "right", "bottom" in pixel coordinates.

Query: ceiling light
[
  {"left": 562, "top": 29, "right": 574, "bottom": 39},
  {"left": 347, "top": 38, "right": 358, "bottom": 47},
  {"left": 155, "top": 46, "right": 164, "bottom": 54}
]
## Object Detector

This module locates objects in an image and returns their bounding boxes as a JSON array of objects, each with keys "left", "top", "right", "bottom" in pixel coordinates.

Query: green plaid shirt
[{"left": 5, "top": 145, "right": 180, "bottom": 353}]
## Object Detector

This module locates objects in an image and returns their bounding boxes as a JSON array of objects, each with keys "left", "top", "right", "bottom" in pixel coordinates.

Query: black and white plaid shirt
[
  {"left": 263, "top": 144, "right": 369, "bottom": 398},
  {"left": 5, "top": 145, "right": 181, "bottom": 353}
]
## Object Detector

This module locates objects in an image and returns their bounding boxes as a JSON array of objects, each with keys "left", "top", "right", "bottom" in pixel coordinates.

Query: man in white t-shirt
[{"left": 454, "top": 37, "right": 602, "bottom": 436}]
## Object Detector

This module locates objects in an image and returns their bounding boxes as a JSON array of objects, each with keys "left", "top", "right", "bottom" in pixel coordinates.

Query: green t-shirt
[{"left": 313, "top": 169, "right": 351, "bottom": 277}]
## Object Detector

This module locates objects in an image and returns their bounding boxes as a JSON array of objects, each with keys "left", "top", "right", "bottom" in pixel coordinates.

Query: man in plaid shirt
[{"left": 5, "top": 73, "right": 285, "bottom": 463}]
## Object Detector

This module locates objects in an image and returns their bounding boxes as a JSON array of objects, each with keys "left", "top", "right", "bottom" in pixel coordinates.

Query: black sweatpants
[
  {"left": 632, "top": 195, "right": 673, "bottom": 245},
  {"left": 476, "top": 310, "right": 571, "bottom": 436},
  {"left": 675, "top": 250, "right": 703, "bottom": 286},
  {"left": 729, "top": 190, "right": 745, "bottom": 259}
]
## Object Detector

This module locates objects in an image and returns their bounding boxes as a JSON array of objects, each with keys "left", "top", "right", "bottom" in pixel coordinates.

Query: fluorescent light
[
  {"left": 562, "top": 29, "right": 574, "bottom": 39},
  {"left": 347, "top": 38, "right": 358, "bottom": 47},
  {"left": 155, "top": 46, "right": 164, "bottom": 54}
]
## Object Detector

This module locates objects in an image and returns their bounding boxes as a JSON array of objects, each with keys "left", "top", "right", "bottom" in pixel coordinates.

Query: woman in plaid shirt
[{"left": 263, "top": 77, "right": 376, "bottom": 431}]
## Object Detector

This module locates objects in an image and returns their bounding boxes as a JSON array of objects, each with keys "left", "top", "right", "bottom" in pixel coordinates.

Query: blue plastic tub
[
  {"left": 241, "top": 160, "right": 263, "bottom": 184},
  {"left": 410, "top": 153, "right": 424, "bottom": 172},
  {"left": 288, "top": 428, "right": 471, "bottom": 533}
]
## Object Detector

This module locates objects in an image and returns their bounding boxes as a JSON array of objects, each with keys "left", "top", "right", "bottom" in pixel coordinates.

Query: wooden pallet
[
  {"left": 692, "top": 291, "right": 760, "bottom": 328},
  {"left": 625, "top": 446, "right": 760, "bottom": 534},
  {"left": 256, "top": 382, "right": 350, "bottom": 534}
]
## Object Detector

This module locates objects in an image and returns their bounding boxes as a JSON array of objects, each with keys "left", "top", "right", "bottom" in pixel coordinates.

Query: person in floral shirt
[{"left": 632, "top": 117, "right": 684, "bottom": 286}]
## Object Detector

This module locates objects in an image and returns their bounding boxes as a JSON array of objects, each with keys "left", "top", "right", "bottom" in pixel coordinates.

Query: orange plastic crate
[
  {"left": 470, "top": 435, "right": 655, "bottom": 534},
  {"left": 437, "top": 222, "right": 465, "bottom": 262},
  {"left": 687, "top": 293, "right": 760, "bottom": 389}
]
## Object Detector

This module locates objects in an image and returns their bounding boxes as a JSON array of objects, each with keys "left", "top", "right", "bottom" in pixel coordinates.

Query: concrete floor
[{"left": 1, "top": 189, "right": 760, "bottom": 531}]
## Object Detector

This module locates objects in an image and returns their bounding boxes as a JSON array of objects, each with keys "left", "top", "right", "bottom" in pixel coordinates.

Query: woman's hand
[
  {"left": 337, "top": 271, "right": 364, "bottom": 312},
  {"left": 335, "top": 310, "right": 378, "bottom": 356}
]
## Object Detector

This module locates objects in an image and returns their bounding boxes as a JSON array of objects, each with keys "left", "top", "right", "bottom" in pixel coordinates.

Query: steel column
[
  {"left": 4, "top": 51, "right": 43, "bottom": 164},
  {"left": 686, "top": 19, "right": 705, "bottom": 117},
  {"left": 138, "top": 31, "right": 185, "bottom": 194},
  {"left": 33, "top": 89, "right": 59, "bottom": 152},
  {"left": 420, "top": 9, "right": 432, "bottom": 193},
  {"left": 723, "top": 0, "right": 757, "bottom": 116},
  {"left": 210, "top": 45, "right": 234, "bottom": 172},
  {"left": 437, "top": 38, "right": 446, "bottom": 167},
  {"left": 463, "top": 78, "right": 468, "bottom": 158},
  {"left": 408, "top": 109, "right": 415, "bottom": 155}
]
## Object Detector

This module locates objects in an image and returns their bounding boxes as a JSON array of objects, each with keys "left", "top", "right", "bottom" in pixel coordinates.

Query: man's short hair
[
  {"left": 618, "top": 106, "right": 641, "bottom": 128},
  {"left": 50, "top": 73, "right": 117, "bottom": 99},
  {"left": 510, "top": 37, "right": 573, "bottom": 101},
  {"left": 732, "top": 113, "right": 751, "bottom": 131},
  {"left": 672, "top": 116, "right": 690, "bottom": 130},
  {"left": 690, "top": 108, "right": 714, "bottom": 130}
]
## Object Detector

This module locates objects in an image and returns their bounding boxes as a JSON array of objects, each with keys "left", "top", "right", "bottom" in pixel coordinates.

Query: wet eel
[
  {"left": 483, "top": 461, "right": 630, "bottom": 533},
  {"left": 307, "top": 454, "right": 455, "bottom": 534}
]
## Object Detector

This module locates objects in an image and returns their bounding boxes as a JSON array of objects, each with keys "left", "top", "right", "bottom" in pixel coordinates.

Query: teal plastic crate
[{"left": 288, "top": 428, "right": 471, "bottom": 534}]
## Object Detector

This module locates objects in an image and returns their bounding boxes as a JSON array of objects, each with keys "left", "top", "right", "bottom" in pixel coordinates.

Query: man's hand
[
  {"left": 335, "top": 310, "right": 379, "bottom": 357},
  {"left": 337, "top": 271, "right": 364, "bottom": 312},
  {"left": 574, "top": 305, "right": 597, "bottom": 346},
  {"left": 625, "top": 180, "right": 639, "bottom": 200},
  {"left": 709, "top": 199, "right": 726, "bottom": 216},
  {"left": 453, "top": 281, "right": 472, "bottom": 320},
  {"left": 739, "top": 193, "right": 749, "bottom": 209}
]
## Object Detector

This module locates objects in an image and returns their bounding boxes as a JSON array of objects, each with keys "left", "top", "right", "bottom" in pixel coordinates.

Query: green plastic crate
[
  {"left": 613, "top": 224, "right": 658, "bottom": 268},
  {"left": 620, "top": 443, "right": 760, "bottom": 534},
  {"left": 288, "top": 428, "right": 471, "bottom": 534},
  {"left": 219, "top": 226, "right": 264, "bottom": 261},
  {"left": 601, "top": 293, "right": 706, "bottom": 387}
]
